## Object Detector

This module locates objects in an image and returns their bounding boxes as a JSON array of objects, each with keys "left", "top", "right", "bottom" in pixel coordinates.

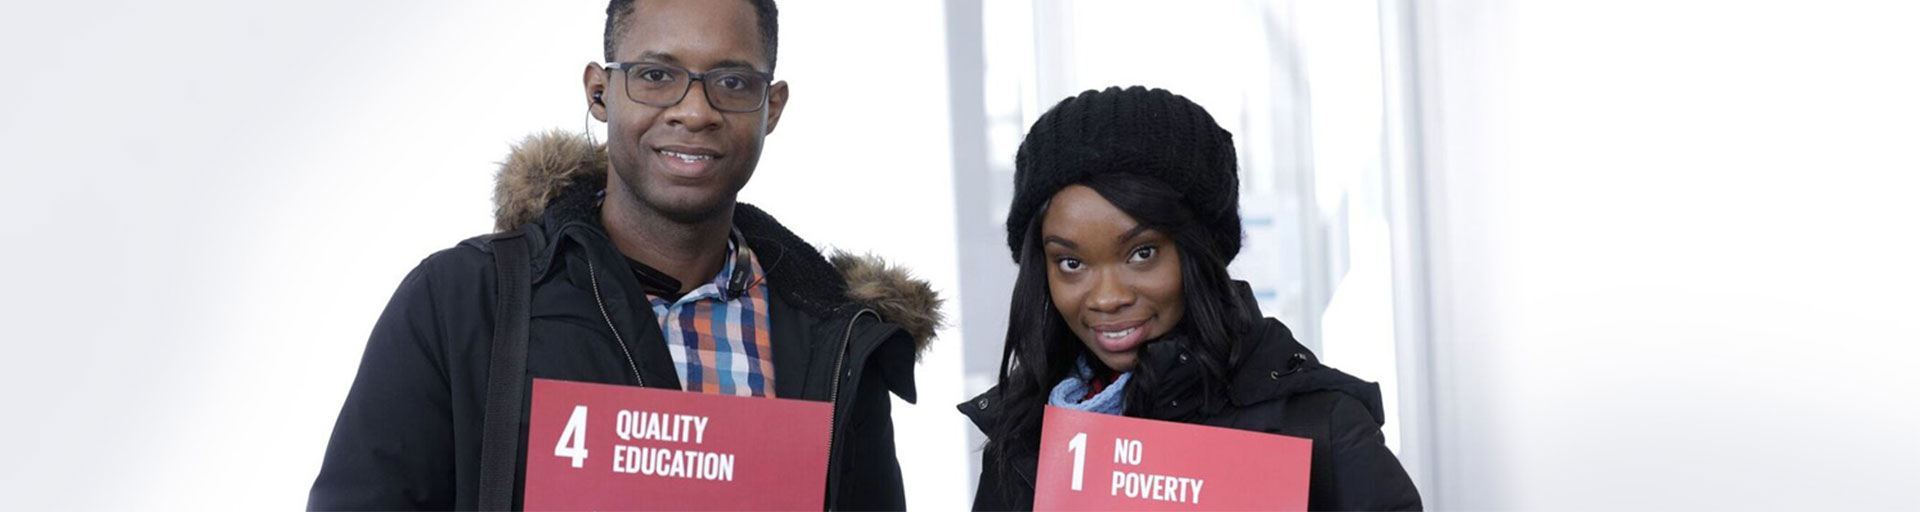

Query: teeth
[
  {"left": 1100, "top": 327, "right": 1136, "bottom": 339},
  {"left": 660, "top": 150, "right": 714, "bottom": 162}
]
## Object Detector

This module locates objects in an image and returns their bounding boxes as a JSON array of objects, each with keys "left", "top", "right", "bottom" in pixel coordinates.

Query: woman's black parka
[{"left": 961, "top": 288, "right": 1421, "bottom": 511}]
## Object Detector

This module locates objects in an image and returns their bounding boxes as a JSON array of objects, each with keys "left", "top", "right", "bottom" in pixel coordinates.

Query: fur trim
[
  {"left": 832, "top": 252, "right": 946, "bottom": 357},
  {"left": 493, "top": 130, "right": 607, "bottom": 232},
  {"left": 491, "top": 131, "right": 944, "bottom": 354}
]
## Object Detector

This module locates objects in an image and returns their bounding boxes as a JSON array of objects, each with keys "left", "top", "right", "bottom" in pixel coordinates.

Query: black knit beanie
[{"left": 1005, "top": 86, "right": 1241, "bottom": 263}]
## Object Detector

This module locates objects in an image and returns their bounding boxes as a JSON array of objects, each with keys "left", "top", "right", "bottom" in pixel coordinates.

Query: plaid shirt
[{"left": 644, "top": 240, "right": 776, "bottom": 397}]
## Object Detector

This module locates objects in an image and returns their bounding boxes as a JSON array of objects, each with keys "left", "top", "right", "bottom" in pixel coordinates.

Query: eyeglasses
[{"left": 603, "top": 61, "right": 773, "bottom": 113}]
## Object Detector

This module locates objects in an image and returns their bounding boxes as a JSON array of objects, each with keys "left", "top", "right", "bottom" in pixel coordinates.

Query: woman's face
[{"left": 1040, "top": 185, "right": 1185, "bottom": 372}]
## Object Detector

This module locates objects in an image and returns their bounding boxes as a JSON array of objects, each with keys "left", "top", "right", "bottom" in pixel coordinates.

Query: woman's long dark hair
[{"left": 983, "top": 173, "right": 1252, "bottom": 495}]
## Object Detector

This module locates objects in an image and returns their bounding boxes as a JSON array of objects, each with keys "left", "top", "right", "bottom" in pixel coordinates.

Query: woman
[{"left": 961, "top": 86, "right": 1422, "bottom": 511}]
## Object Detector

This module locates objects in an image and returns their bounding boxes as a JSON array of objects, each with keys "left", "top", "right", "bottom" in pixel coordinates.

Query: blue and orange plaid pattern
[{"left": 646, "top": 241, "right": 776, "bottom": 397}]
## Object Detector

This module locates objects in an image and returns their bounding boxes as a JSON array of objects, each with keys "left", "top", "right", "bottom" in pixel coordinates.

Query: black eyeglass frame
[{"left": 603, "top": 61, "right": 775, "bottom": 113}]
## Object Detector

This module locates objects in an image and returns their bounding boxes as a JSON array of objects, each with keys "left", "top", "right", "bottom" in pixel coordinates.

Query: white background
[
  {"left": 0, "top": 1, "right": 967, "bottom": 509},
  {"left": 1, "top": 0, "right": 1915, "bottom": 510},
  {"left": 1418, "top": 1, "right": 1920, "bottom": 508}
]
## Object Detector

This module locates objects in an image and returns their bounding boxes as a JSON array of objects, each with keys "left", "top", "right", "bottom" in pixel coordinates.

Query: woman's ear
[{"left": 583, "top": 62, "right": 610, "bottom": 122}]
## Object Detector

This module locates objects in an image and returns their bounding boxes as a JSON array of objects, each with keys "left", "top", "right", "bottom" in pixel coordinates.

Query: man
[{"left": 308, "top": 0, "right": 941, "bottom": 509}]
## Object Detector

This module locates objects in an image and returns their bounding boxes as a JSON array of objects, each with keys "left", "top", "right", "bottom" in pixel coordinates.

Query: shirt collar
[{"left": 629, "top": 227, "right": 756, "bottom": 304}]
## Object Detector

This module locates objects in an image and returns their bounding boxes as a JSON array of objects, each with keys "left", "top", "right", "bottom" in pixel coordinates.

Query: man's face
[{"left": 587, "top": 0, "right": 787, "bottom": 224}]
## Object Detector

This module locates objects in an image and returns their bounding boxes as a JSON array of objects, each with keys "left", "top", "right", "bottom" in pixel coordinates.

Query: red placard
[
  {"left": 1033, "top": 406, "right": 1312, "bottom": 511},
  {"left": 523, "top": 378, "right": 831, "bottom": 511}
]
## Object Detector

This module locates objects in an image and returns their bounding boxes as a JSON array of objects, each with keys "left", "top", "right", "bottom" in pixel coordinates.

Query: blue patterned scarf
[{"left": 1047, "top": 356, "right": 1131, "bottom": 415}]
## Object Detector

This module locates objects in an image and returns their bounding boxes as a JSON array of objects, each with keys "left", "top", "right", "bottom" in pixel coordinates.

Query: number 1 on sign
[
  {"left": 1067, "top": 432, "right": 1087, "bottom": 491},
  {"left": 555, "top": 405, "right": 589, "bottom": 468}
]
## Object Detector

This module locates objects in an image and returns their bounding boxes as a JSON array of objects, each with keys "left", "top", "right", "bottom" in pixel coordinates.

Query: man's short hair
[{"left": 603, "top": 0, "right": 780, "bottom": 72}]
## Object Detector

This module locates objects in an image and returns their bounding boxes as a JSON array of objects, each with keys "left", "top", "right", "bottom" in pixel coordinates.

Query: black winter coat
[
  {"left": 309, "top": 132, "right": 943, "bottom": 510},
  {"left": 961, "top": 295, "right": 1421, "bottom": 511}
]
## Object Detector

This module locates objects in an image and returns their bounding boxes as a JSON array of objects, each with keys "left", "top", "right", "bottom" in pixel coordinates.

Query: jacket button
[
  {"left": 977, "top": 398, "right": 990, "bottom": 409},
  {"left": 1269, "top": 370, "right": 1281, "bottom": 380},
  {"left": 1178, "top": 353, "right": 1189, "bottom": 363},
  {"left": 1170, "top": 400, "right": 1180, "bottom": 407}
]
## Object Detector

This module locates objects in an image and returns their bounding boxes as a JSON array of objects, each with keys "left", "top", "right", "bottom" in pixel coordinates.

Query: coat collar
[
  {"left": 1140, "top": 282, "right": 1389, "bottom": 425},
  {"left": 488, "top": 130, "right": 946, "bottom": 358}
]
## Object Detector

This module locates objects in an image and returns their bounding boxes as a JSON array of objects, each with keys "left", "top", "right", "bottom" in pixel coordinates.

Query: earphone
[{"left": 586, "top": 91, "right": 604, "bottom": 145}]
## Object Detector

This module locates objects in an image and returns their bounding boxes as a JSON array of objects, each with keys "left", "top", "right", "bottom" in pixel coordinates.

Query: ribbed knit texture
[{"left": 1006, "top": 86, "right": 1242, "bottom": 263}]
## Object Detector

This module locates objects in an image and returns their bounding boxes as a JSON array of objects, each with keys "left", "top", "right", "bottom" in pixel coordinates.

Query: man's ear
[
  {"left": 584, "top": 62, "right": 610, "bottom": 122},
  {"left": 764, "top": 80, "right": 789, "bottom": 135}
]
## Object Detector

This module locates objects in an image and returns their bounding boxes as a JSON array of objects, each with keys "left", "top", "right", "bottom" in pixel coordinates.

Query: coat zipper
[
  {"left": 825, "top": 307, "right": 876, "bottom": 511},
  {"left": 593, "top": 250, "right": 877, "bottom": 508},
  {"left": 587, "top": 258, "right": 647, "bottom": 387}
]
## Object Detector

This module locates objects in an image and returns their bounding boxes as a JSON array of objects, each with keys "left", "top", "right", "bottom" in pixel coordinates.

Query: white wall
[
  {"left": 9, "top": 0, "right": 1915, "bottom": 509},
  {"left": 1417, "top": 1, "right": 1920, "bottom": 509},
  {"left": 0, "top": 1, "right": 965, "bottom": 509},
  {"left": 745, "top": 3, "right": 970, "bottom": 510}
]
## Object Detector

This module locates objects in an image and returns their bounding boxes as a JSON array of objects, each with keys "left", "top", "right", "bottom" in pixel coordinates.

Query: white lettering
[
  {"left": 613, "top": 411, "right": 712, "bottom": 444},
  {"left": 1108, "top": 470, "right": 1206, "bottom": 505},
  {"left": 1114, "top": 438, "right": 1143, "bottom": 465},
  {"left": 613, "top": 446, "right": 737, "bottom": 482}
]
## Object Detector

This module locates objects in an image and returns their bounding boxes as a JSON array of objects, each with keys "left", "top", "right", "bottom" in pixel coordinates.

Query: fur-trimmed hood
[{"left": 489, "top": 130, "right": 943, "bottom": 354}]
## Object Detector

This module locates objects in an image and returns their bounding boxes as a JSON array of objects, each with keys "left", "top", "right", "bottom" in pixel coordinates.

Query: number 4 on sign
[{"left": 554, "top": 405, "right": 589, "bottom": 468}]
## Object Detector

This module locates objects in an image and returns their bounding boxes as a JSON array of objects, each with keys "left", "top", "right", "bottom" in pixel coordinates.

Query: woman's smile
[{"left": 1041, "top": 185, "right": 1185, "bottom": 372}]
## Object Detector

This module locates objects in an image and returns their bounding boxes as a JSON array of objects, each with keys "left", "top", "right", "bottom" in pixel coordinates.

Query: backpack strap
[
  {"left": 478, "top": 230, "right": 533, "bottom": 511},
  {"left": 1282, "top": 389, "right": 1342, "bottom": 509}
]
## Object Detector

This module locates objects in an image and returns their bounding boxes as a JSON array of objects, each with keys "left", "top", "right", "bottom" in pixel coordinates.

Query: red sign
[
  {"left": 1033, "top": 406, "right": 1312, "bottom": 511},
  {"left": 523, "top": 379, "right": 831, "bottom": 511}
]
